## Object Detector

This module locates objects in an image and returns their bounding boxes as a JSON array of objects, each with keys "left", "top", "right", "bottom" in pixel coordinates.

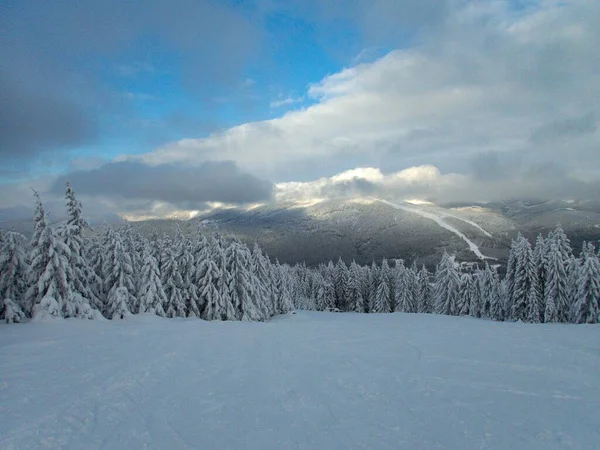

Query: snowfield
[{"left": 1, "top": 312, "right": 599, "bottom": 450}]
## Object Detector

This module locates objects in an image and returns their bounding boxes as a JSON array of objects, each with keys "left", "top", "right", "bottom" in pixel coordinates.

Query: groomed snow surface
[{"left": 1, "top": 312, "right": 598, "bottom": 449}]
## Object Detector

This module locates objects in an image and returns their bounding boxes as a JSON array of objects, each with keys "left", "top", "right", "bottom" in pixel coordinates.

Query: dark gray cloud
[
  {"left": 531, "top": 113, "right": 598, "bottom": 144},
  {"left": 0, "top": 0, "right": 262, "bottom": 164},
  {"left": 0, "top": 71, "right": 98, "bottom": 160},
  {"left": 50, "top": 161, "right": 274, "bottom": 207}
]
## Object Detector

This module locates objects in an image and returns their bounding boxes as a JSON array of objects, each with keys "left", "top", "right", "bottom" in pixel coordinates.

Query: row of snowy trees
[
  {"left": 1, "top": 185, "right": 598, "bottom": 324},
  {"left": 289, "top": 226, "right": 600, "bottom": 324},
  {"left": 0, "top": 185, "right": 294, "bottom": 322}
]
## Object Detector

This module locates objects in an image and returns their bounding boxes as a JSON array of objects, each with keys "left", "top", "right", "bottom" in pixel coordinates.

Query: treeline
[
  {"left": 0, "top": 184, "right": 294, "bottom": 322},
  {"left": 1, "top": 184, "right": 599, "bottom": 324},
  {"left": 291, "top": 226, "right": 600, "bottom": 324}
]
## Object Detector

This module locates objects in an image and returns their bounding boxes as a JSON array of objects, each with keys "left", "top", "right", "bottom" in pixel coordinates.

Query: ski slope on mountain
[
  {"left": 376, "top": 199, "right": 494, "bottom": 260},
  {"left": 1, "top": 312, "right": 598, "bottom": 449}
]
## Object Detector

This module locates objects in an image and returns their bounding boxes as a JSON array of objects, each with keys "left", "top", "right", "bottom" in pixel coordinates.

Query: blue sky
[
  {"left": 1, "top": 0, "right": 387, "bottom": 176},
  {"left": 1, "top": 0, "right": 599, "bottom": 219}
]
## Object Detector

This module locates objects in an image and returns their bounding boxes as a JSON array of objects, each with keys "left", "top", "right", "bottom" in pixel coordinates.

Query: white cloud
[
  {"left": 134, "top": 0, "right": 599, "bottom": 194},
  {"left": 269, "top": 95, "right": 303, "bottom": 109}
]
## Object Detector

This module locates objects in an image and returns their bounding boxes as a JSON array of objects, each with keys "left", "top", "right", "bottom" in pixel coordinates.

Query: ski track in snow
[
  {"left": 1, "top": 312, "right": 599, "bottom": 450},
  {"left": 375, "top": 198, "right": 495, "bottom": 260}
]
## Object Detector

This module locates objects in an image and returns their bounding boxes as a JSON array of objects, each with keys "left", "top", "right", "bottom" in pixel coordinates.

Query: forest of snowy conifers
[{"left": 1, "top": 184, "right": 599, "bottom": 324}]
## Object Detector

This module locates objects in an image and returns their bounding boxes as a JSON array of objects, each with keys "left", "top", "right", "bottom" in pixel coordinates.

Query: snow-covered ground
[{"left": 1, "top": 312, "right": 598, "bottom": 449}]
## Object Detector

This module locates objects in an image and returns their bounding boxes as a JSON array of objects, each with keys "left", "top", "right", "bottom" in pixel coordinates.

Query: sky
[{"left": 1, "top": 0, "right": 599, "bottom": 222}]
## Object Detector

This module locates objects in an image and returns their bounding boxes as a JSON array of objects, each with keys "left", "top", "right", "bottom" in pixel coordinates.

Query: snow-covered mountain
[
  {"left": 4, "top": 197, "right": 600, "bottom": 267},
  {"left": 178, "top": 197, "right": 600, "bottom": 267}
]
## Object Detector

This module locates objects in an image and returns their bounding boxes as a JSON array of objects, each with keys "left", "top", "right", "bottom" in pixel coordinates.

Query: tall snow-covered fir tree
[
  {"left": 102, "top": 227, "right": 137, "bottom": 314},
  {"left": 544, "top": 242, "right": 569, "bottom": 323},
  {"left": 212, "top": 234, "right": 236, "bottom": 320},
  {"left": 197, "top": 248, "right": 222, "bottom": 321},
  {"left": 0, "top": 231, "right": 30, "bottom": 321},
  {"left": 26, "top": 191, "right": 73, "bottom": 320},
  {"left": 252, "top": 242, "right": 275, "bottom": 317},
  {"left": 106, "top": 286, "right": 131, "bottom": 320},
  {"left": 176, "top": 230, "right": 200, "bottom": 317},
  {"left": 566, "top": 255, "right": 581, "bottom": 317},
  {"left": 226, "top": 240, "right": 260, "bottom": 321},
  {"left": 511, "top": 234, "right": 541, "bottom": 323},
  {"left": 504, "top": 237, "right": 518, "bottom": 319},
  {"left": 458, "top": 273, "right": 473, "bottom": 316},
  {"left": 348, "top": 261, "right": 365, "bottom": 313},
  {"left": 379, "top": 259, "right": 394, "bottom": 313},
  {"left": 273, "top": 260, "right": 294, "bottom": 315},
  {"left": 434, "top": 252, "right": 460, "bottom": 316},
  {"left": 373, "top": 277, "right": 391, "bottom": 313},
  {"left": 533, "top": 234, "right": 547, "bottom": 322},
  {"left": 573, "top": 242, "right": 600, "bottom": 324},
  {"left": 161, "top": 245, "right": 186, "bottom": 318},
  {"left": 137, "top": 241, "right": 167, "bottom": 316},
  {"left": 396, "top": 261, "right": 417, "bottom": 313},
  {"left": 334, "top": 258, "right": 350, "bottom": 311},
  {"left": 486, "top": 265, "right": 504, "bottom": 321},
  {"left": 416, "top": 265, "right": 432, "bottom": 313},
  {"left": 58, "top": 182, "right": 99, "bottom": 319},
  {"left": 84, "top": 234, "right": 104, "bottom": 312}
]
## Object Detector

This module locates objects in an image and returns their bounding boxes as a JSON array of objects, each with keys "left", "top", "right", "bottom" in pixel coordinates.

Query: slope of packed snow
[
  {"left": 1, "top": 312, "right": 598, "bottom": 449},
  {"left": 376, "top": 199, "right": 495, "bottom": 260}
]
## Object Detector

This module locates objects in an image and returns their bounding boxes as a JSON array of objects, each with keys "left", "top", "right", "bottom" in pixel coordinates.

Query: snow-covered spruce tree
[
  {"left": 177, "top": 230, "right": 200, "bottom": 317},
  {"left": 314, "top": 273, "right": 329, "bottom": 311},
  {"left": 58, "top": 182, "right": 99, "bottom": 319},
  {"left": 368, "top": 261, "right": 380, "bottom": 312},
  {"left": 106, "top": 286, "right": 131, "bottom": 320},
  {"left": 0, "top": 231, "right": 30, "bottom": 320},
  {"left": 26, "top": 191, "right": 73, "bottom": 320},
  {"left": 566, "top": 255, "right": 581, "bottom": 319},
  {"left": 2, "top": 297, "right": 26, "bottom": 323},
  {"left": 573, "top": 242, "right": 600, "bottom": 324},
  {"left": 348, "top": 261, "right": 365, "bottom": 313},
  {"left": 84, "top": 234, "right": 104, "bottom": 312},
  {"left": 123, "top": 225, "right": 142, "bottom": 293},
  {"left": 137, "top": 242, "right": 167, "bottom": 316},
  {"left": 434, "top": 252, "right": 460, "bottom": 316},
  {"left": 334, "top": 258, "right": 350, "bottom": 311},
  {"left": 161, "top": 245, "right": 186, "bottom": 318},
  {"left": 479, "top": 264, "right": 496, "bottom": 319},
  {"left": 548, "top": 224, "right": 573, "bottom": 262},
  {"left": 213, "top": 234, "right": 236, "bottom": 320},
  {"left": 503, "top": 237, "right": 518, "bottom": 319},
  {"left": 511, "top": 234, "right": 541, "bottom": 323},
  {"left": 361, "top": 265, "right": 372, "bottom": 312},
  {"left": 251, "top": 242, "right": 274, "bottom": 318},
  {"left": 379, "top": 259, "right": 394, "bottom": 312},
  {"left": 458, "top": 273, "right": 473, "bottom": 316},
  {"left": 487, "top": 265, "right": 504, "bottom": 321},
  {"left": 226, "top": 240, "right": 261, "bottom": 321},
  {"left": 293, "top": 263, "right": 310, "bottom": 309},
  {"left": 533, "top": 234, "right": 547, "bottom": 322},
  {"left": 102, "top": 226, "right": 137, "bottom": 315},
  {"left": 373, "top": 277, "right": 392, "bottom": 313},
  {"left": 396, "top": 260, "right": 417, "bottom": 313},
  {"left": 197, "top": 248, "right": 222, "bottom": 321},
  {"left": 273, "top": 260, "right": 294, "bottom": 315},
  {"left": 322, "top": 265, "right": 337, "bottom": 311},
  {"left": 544, "top": 242, "right": 569, "bottom": 323},
  {"left": 416, "top": 265, "right": 432, "bottom": 313},
  {"left": 191, "top": 232, "right": 209, "bottom": 313}
]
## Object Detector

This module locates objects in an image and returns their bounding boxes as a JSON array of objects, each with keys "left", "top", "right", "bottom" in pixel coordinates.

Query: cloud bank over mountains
[{"left": 1, "top": 0, "right": 599, "bottom": 220}]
